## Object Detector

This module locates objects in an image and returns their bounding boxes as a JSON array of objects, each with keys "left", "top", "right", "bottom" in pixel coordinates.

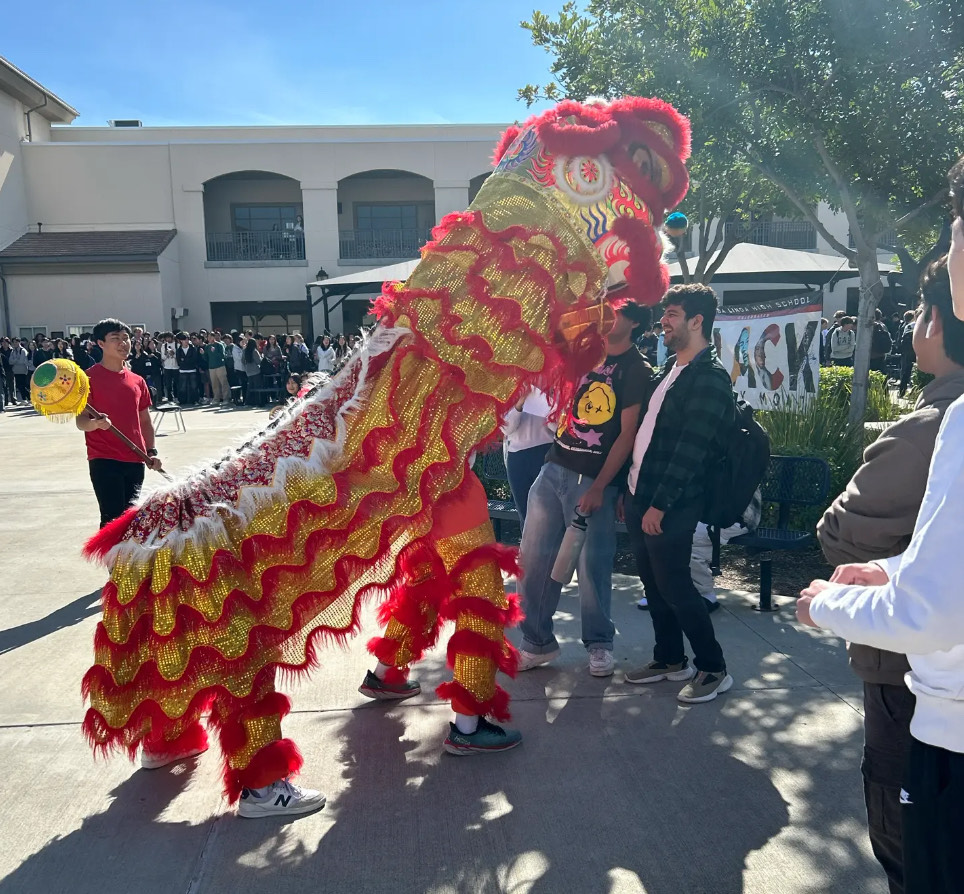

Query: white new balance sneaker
[{"left": 238, "top": 778, "right": 326, "bottom": 819}]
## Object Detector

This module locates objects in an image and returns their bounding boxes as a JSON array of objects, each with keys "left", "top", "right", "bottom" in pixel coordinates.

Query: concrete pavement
[{"left": 0, "top": 402, "right": 886, "bottom": 893}]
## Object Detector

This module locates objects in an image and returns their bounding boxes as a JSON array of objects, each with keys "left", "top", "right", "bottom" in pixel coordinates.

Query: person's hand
[
  {"left": 578, "top": 484, "right": 605, "bottom": 515},
  {"left": 615, "top": 493, "right": 626, "bottom": 524},
  {"left": 796, "top": 593, "right": 819, "bottom": 628},
  {"left": 146, "top": 456, "right": 163, "bottom": 472},
  {"left": 641, "top": 506, "right": 664, "bottom": 535},
  {"left": 829, "top": 562, "right": 890, "bottom": 586},
  {"left": 93, "top": 415, "right": 112, "bottom": 431}
]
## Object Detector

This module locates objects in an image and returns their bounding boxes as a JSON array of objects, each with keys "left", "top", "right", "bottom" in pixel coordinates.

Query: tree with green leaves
[{"left": 521, "top": 0, "right": 964, "bottom": 421}]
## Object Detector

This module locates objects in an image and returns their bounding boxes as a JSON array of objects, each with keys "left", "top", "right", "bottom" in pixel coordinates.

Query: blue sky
[{"left": 4, "top": 0, "right": 569, "bottom": 127}]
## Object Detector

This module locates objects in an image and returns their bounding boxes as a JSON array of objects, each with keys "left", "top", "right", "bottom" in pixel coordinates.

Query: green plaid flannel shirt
[{"left": 632, "top": 347, "right": 735, "bottom": 515}]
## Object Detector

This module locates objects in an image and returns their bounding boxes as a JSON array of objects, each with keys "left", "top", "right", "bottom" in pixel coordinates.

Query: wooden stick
[{"left": 85, "top": 403, "right": 172, "bottom": 480}]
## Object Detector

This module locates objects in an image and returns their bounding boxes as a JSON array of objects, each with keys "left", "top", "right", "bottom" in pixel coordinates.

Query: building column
[
  {"left": 171, "top": 183, "right": 209, "bottom": 330},
  {"left": 433, "top": 182, "right": 470, "bottom": 222},
  {"left": 301, "top": 184, "right": 340, "bottom": 337}
]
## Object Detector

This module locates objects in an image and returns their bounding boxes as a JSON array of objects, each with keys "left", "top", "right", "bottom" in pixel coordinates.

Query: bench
[
  {"left": 728, "top": 455, "right": 831, "bottom": 613},
  {"left": 246, "top": 373, "right": 284, "bottom": 407},
  {"left": 151, "top": 403, "right": 186, "bottom": 433},
  {"left": 479, "top": 448, "right": 628, "bottom": 539}
]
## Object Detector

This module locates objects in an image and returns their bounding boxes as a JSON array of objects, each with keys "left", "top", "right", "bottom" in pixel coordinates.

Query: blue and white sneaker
[{"left": 238, "top": 778, "right": 326, "bottom": 818}]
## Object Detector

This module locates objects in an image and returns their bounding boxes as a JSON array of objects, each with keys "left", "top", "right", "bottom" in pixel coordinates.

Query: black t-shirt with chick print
[{"left": 547, "top": 346, "right": 650, "bottom": 480}]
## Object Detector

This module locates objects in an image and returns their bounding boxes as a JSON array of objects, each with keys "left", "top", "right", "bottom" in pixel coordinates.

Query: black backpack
[
  {"left": 872, "top": 322, "right": 893, "bottom": 356},
  {"left": 702, "top": 398, "right": 771, "bottom": 528}
]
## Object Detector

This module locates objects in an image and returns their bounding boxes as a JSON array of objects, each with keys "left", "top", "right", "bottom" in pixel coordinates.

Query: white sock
[
  {"left": 455, "top": 713, "right": 479, "bottom": 735},
  {"left": 374, "top": 661, "right": 391, "bottom": 680}
]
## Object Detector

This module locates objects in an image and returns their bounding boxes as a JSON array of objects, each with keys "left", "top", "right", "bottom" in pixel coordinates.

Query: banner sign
[{"left": 712, "top": 294, "right": 822, "bottom": 409}]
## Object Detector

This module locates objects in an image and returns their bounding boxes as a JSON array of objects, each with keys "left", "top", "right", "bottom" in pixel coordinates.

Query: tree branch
[
  {"left": 887, "top": 188, "right": 947, "bottom": 233},
  {"left": 751, "top": 158, "right": 856, "bottom": 259}
]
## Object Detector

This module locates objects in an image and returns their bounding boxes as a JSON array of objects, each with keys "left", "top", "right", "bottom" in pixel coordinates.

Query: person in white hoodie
[
  {"left": 797, "top": 155, "right": 964, "bottom": 894},
  {"left": 501, "top": 388, "right": 555, "bottom": 527}
]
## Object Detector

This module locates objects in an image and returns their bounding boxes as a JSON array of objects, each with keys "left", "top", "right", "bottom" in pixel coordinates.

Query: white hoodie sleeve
[{"left": 810, "top": 397, "right": 964, "bottom": 653}]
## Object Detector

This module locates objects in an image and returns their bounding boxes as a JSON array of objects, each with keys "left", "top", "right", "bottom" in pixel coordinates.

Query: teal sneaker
[
  {"left": 358, "top": 669, "right": 421, "bottom": 701},
  {"left": 443, "top": 718, "right": 522, "bottom": 755}
]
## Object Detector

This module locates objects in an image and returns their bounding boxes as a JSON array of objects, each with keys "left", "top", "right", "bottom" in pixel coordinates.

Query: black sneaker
[{"left": 358, "top": 669, "right": 421, "bottom": 701}]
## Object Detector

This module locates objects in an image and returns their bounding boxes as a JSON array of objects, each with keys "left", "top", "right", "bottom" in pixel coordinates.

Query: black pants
[
  {"left": 898, "top": 358, "right": 915, "bottom": 397},
  {"left": 178, "top": 371, "right": 197, "bottom": 405},
  {"left": 902, "top": 738, "right": 964, "bottom": 894},
  {"left": 626, "top": 501, "right": 725, "bottom": 672},
  {"left": 833, "top": 357, "right": 855, "bottom": 367},
  {"left": 14, "top": 373, "right": 29, "bottom": 401},
  {"left": 89, "top": 459, "right": 145, "bottom": 527},
  {"left": 163, "top": 368, "right": 178, "bottom": 402},
  {"left": 863, "top": 682, "right": 916, "bottom": 894}
]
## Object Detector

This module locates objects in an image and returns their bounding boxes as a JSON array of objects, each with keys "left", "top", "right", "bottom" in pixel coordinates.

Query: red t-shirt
[{"left": 85, "top": 364, "right": 151, "bottom": 462}]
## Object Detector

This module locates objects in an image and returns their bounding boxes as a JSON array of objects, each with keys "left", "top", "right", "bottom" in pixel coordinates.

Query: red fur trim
[
  {"left": 226, "top": 738, "right": 303, "bottom": 804},
  {"left": 440, "top": 595, "right": 524, "bottom": 631},
  {"left": 493, "top": 126, "right": 522, "bottom": 165},
  {"left": 83, "top": 508, "right": 138, "bottom": 561},
  {"left": 436, "top": 680, "right": 512, "bottom": 723},
  {"left": 367, "top": 635, "right": 403, "bottom": 666},
  {"left": 449, "top": 542, "right": 521, "bottom": 580},
  {"left": 611, "top": 216, "right": 670, "bottom": 307},
  {"left": 446, "top": 629, "right": 517, "bottom": 678},
  {"left": 381, "top": 665, "right": 410, "bottom": 685},
  {"left": 143, "top": 720, "right": 208, "bottom": 758}
]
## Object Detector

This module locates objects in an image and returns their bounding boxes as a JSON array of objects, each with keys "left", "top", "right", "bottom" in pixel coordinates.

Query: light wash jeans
[{"left": 518, "top": 461, "right": 618, "bottom": 654}]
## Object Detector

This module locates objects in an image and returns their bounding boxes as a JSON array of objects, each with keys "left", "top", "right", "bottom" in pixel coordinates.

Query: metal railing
[
  {"left": 725, "top": 221, "right": 817, "bottom": 251},
  {"left": 206, "top": 231, "right": 305, "bottom": 262},
  {"left": 849, "top": 229, "right": 899, "bottom": 250},
  {"left": 339, "top": 227, "right": 433, "bottom": 260}
]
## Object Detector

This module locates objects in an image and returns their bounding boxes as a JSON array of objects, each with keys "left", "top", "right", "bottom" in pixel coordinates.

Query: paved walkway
[{"left": 0, "top": 404, "right": 886, "bottom": 893}]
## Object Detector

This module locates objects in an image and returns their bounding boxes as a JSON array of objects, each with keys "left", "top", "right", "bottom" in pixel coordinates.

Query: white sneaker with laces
[
  {"left": 238, "top": 778, "right": 326, "bottom": 819},
  {"left": 588, "top": 648, "right": 615, "bottom": 677},
  {"left": 517, "top": 648, "right": 560, "bottom": 671}
]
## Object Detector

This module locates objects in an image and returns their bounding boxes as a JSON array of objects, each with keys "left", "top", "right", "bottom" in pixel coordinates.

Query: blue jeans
[
  {"left": 518, "top": 461, "right": 618, "bottom": 653},
  {"left": 505, "top": 443, "right": 549, "bottom": 528}
]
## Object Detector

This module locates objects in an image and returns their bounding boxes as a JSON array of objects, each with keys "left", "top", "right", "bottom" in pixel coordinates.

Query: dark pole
[{"left": 304, "top": 285, "right": 314, "bottom": 344}]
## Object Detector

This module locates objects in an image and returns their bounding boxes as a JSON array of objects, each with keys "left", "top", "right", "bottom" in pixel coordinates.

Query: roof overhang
[{"left": 0, "top": 55, "right": 78, "bottom": 124}]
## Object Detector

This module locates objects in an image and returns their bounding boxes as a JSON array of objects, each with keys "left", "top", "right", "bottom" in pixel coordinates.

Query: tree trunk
[{"left": 848, "top": 249, "right": 885, "bottom": 424}]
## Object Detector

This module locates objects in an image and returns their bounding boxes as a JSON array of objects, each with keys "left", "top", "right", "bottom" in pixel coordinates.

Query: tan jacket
[{"left": 817, "top": 369, "right": 964, "bottom": 685}]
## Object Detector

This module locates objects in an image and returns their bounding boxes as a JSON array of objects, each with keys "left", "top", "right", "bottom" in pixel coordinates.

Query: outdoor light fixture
[{"left": 316, "top": 267, "right": 329, "bottom": 281}]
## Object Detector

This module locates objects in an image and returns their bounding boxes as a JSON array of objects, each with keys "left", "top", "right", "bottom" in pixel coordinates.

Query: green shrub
[
  {"left": 757, "top": 398, "right": 866, "bottom": 529},
  {"left": 818, "top": 365, "right": 899, "bottom": 422}
]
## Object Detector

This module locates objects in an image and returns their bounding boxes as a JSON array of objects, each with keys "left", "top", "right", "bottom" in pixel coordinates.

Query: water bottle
[{"left": 551, "top": 510, "right": 590, "bottom": 584}]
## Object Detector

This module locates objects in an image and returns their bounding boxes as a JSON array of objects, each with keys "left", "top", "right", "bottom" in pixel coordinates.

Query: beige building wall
[
  {"left": 8, "top": 270, "right": 166, "bottom": 334},
  {"left": 0, "top": 91, "right": 29, "bottom": 251}
]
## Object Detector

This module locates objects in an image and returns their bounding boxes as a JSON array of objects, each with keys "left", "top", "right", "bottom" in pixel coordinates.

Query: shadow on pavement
[{"left": 0, "top": 589, "right": 102, "bottom": 655}]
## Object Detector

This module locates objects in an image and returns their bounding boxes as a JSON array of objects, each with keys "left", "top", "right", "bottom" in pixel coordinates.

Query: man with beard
[{"left": 623, "top": 284, "right": 735, "bottom": 703}]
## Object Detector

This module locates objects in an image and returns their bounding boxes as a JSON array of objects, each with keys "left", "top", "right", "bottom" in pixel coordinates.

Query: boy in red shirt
[{"left": 75, "top": 319, "right": 163, "bottom": 527}]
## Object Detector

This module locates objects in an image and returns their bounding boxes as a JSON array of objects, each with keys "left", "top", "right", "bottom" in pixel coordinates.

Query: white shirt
[
  {"left": 627, "top": 362, "right": 687, "bottom": 495},
  {"left": 316, "top": 345, "right": 336, "bottom": 372},
  {"left": 502, "top": 389, "right": 555, "bottom": 452},
  {"left": 810, "top": 394, "right": 964, "bottom": 753}
]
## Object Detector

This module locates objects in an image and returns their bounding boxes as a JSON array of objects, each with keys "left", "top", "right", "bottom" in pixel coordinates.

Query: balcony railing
[
  {"left": 339, "top": 227, "right": 433, "bottom": 260},
  {"left": 206, "top": 231, "right": 305, "bottom": 262},
  {"left": 848, "top": 229, "right": 899, "bottom": 250},
  {"left": 725, "top": 221, "right": 817, "bottom": 251}
]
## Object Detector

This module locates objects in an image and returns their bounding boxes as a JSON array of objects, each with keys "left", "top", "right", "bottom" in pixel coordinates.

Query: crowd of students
[{"left": 0, "top": 327, "right": 360, "bottom": 412}]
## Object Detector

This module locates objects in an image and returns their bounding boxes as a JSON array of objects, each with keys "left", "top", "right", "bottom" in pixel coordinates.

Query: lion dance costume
[{"left": 82, "top": 97, "right": 691, "bottom": 801}]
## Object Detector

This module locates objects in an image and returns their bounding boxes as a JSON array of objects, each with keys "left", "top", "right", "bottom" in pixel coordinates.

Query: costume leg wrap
[
  {"left": 142, "top": 716, "right": 209, "bottom": 760},
  {"left": 209, "top": 671, "right": 301, "bottom": 803},
  {"left": 367, "top": 543, "right": 451, "bottom": 683},
  {"left": 436, "top": 533, "right": 523, "bottom": 722}
]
